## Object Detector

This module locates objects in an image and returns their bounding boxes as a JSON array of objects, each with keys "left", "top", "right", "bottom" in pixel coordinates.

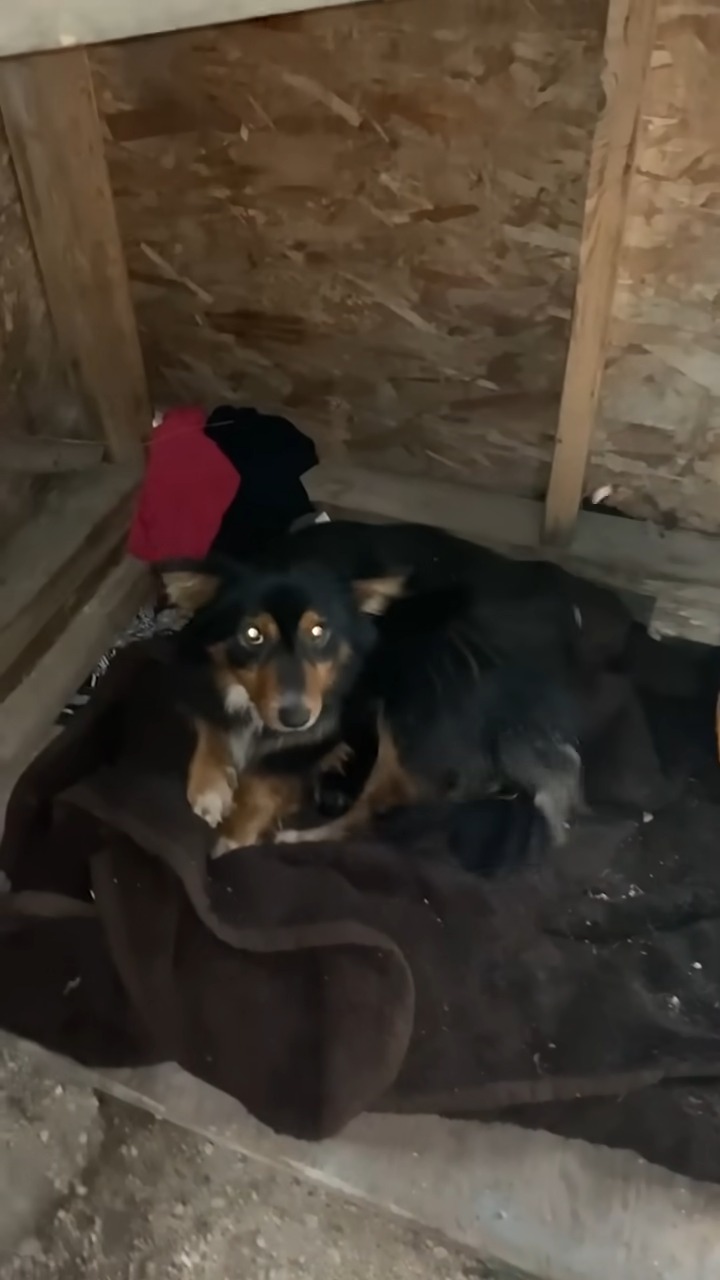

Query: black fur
[
  {"left": 260, "top": 522, "right": 591, "bottom": 845},
  {"left": 263, "top": 519, "right": 630, "bottom": 673},
  {"left": 319, "top": 592, "right": 583, "bottom": 843},
  {"left": 165, "top": 519, "right": 612, "bottom": 846}
]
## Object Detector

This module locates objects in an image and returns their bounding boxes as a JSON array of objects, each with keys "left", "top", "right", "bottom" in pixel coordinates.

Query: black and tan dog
[
  {"left": 160, "top": 556, "right": 404, "bottom": 850},
  {"left": 162, "top": 518, "right": 621, "bottom": 855},
  {"left": 259, "top": 517, "right": 627, "bottom": 850},
  {"left": 276, "top": 599, "right": 584, "bottom": 849}
]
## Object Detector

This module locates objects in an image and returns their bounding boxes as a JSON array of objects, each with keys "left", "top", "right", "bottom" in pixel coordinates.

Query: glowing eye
[
  {"left": 244, "top": 626, "right": 264, "bottom": 645},
  {"left": 310, "top": 623, "right": 326, "bottom": 641}
]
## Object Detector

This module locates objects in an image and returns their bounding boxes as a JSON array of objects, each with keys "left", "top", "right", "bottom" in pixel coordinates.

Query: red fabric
[{"left": 128, "top": 407, "right": 239, "bottom": 562}]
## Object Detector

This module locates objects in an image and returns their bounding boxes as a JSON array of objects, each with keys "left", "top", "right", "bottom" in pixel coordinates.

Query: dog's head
[{"left": 160, "top": 558, "right": 404, "bottom": 733}]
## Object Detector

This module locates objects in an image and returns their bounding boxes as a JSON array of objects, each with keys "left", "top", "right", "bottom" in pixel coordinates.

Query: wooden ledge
[
  {"left": 306, "top": 463, "right": 720, "bottom": 594},
  {"left": 0, "top": 464, "right": 141, "bottom": 696},
  {"left": 0, "top": 557, "right": 150, "bottom": 766}
]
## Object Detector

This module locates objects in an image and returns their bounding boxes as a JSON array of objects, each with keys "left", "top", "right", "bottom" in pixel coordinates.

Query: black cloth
[{"left": 206, "top": 406, "right": 317, "bottom": 557}]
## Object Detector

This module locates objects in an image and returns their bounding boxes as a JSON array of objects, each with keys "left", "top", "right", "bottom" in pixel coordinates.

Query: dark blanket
[{"left": 4, "top": 630, "right": 720, "bottom": 1185}]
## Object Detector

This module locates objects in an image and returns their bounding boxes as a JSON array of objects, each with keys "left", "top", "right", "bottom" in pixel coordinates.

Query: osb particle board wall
[
  {"left": 91, "top": 0, "right": 608, "bottom": 499},
  {"left": 588, "top": 0, "right": 720, "bottom": 533},
  {"left": 0, "top": 126, "right": 83, "bottom": 545}
]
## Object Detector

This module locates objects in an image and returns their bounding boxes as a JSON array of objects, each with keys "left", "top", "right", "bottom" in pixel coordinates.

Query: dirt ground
[{"left": 0, "top": 1053, "right": 526, "bottom": 1280}]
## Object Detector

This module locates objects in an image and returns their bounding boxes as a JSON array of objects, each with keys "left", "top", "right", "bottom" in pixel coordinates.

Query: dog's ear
[
  {"left": 353, "top": 575, "right": 406, "bottom": 616},
  {"left": 158, "top": 562, "right": 222, "bottom": 614}
]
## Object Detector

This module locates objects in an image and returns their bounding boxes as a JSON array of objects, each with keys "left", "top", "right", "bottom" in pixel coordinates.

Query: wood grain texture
[
  {"left": 0, "top": 122, "right": 83, "bottom": 546},
  {"left": 0, "top": 557, "right": 150, "bottom": 765},
  {"left": 90, "top": 0, "right": 607, "bottom": 499},
  {"left": 0, "top": 435, "right": 103, "bottom": 472},
  {"left": 0, "top": 465, "right": 139, "bottom": 688},
  {"left": 588, "top": 0, "right": 720, "bottom": 533},
  {"left": 543, "top": 0, "right": 659, "bottom": 543},
  {"left": 0, "top": 48, "right": 149, "bottom": 464}
]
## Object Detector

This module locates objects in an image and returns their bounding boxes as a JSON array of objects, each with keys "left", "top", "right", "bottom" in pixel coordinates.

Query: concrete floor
[
  {"left": 0, "top": 1055, "right": 523, "bottom": 1280},
  {"left": 3, "top": 1038, "right": 720, "bottom": 1280}
]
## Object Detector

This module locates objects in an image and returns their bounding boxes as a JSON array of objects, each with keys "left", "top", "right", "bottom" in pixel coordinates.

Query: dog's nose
[{"left": 277, "top": 700, "right": 312, "bottom": 730}]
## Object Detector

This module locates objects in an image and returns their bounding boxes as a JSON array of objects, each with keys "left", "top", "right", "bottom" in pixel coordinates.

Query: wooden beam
[
  {"left": 0, "top": 558, "right": 150, "bottom": 766},
  {"left": 306, "top": 463, "right": 720, "bottom": 592},
  {"left": 0, "top": 0, "right": 372, "bottom": 58},
  {"left": 0, "top": 465, "right": 139, "bottom": 692},
  {"left": 542, "top": 0, "right": 659, "bottom": 545},
  {"left": 0, "top": 435, "right": 103, "bottom": 473},
  {"left": 0, "top": 49, "right": 149, "bottom": 464},
  {"left": 309, "top": 463, "right": 720, "bottom": 645}
]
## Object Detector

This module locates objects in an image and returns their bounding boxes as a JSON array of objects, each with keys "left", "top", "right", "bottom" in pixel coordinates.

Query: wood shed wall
[
  {"left": 90, "top": 0, "right": 608, "bottom": 499},
  {"left": 588, "top": 0, "right": 720, "bottom": 532},
  {"left": 0, "top": 125, "right": 83, "bottom": 545}
]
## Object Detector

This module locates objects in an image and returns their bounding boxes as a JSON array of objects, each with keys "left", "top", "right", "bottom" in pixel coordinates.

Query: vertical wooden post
[
  {"left": 0, "top": 47, "right": 149, "bottom": 465},
  {"left": 542, "top": 0, "right": 659, "bottom": 544}
]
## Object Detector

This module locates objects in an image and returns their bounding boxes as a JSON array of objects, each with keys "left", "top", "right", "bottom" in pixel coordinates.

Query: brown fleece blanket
[{"left": 4, "top": 635, "right": 720, "bottom": 1184}]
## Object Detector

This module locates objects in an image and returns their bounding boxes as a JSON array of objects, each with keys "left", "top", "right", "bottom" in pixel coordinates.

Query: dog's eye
[
  {"left": 309, "top": 622, "right": 327, "bottom": 642},
  {"left": 244, "top": 626, "right": 264, "bottom": 646}
]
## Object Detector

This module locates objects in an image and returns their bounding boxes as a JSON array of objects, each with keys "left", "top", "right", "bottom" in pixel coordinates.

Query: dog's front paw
[
  {"left": 319, "top": 741, "right": 354, "bottom": 775},
  {"left": 274, "top": 826, "right": 307, "bottom": 845},
  {"left": 190, "top": 769, "right": 236, "bottom": 829},
  {"left": 211, "top": 834, "right": 242, "bottom": 858}
]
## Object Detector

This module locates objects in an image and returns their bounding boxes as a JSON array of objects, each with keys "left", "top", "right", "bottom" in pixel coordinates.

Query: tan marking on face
[
  {"left": 298, "top": 609, "right": 326, "bottom": 638},
  {"left": 301, "top": 649, "right": 349, "bottom": 721},
  {"left": 212, "top": 620, "right": 349, "bottom": 732},
  {"left": 233, "top": 663, "right": 284, "bottom": 727},
  {"left": 243, "top": 612, "right": 279, "bottom": 643}
]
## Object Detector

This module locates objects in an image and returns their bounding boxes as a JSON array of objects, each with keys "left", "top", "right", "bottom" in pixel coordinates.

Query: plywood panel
[
  {"left": 91, "top": 0, "right": 608, "bottom": 498},
  {"left": 588, "top": 0, "right": 720, "bottom": 532}
]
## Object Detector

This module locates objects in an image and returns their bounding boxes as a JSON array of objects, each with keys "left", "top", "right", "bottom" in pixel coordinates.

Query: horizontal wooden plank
[
  {"left": 305, "top": 463, "right": 720, "bottom": 593},
  {"left": 0, "top": 435, "right": 104, "bottom": 473},
  {"left": 0, "top": 0, "right": 372, "bottom": 57},
  {"left": 0, "top": 526, "right": 128, "bottom": 700},
  {"left": 0, "top": 465, "right": 139, "bottom": 682},
  {"left": 307, "top": 464, "right": 541, "bottom": 550},
  {"left": 0, "top": 558, "right": 149, "bottom": 765}
]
